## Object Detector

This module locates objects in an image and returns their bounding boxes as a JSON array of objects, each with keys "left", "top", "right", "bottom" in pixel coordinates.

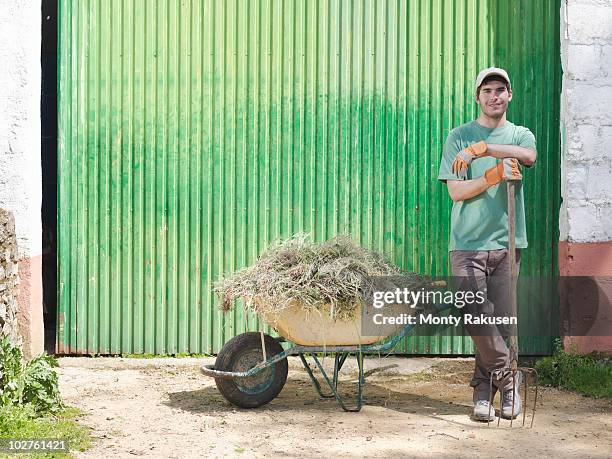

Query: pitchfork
[{"left": 487, "top": 180, "right": 539, "bottom": 427}]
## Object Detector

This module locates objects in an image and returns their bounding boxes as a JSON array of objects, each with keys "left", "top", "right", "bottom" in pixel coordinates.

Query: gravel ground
[{"left": 57, "top": 356, "right": 612, "bottom": 458}]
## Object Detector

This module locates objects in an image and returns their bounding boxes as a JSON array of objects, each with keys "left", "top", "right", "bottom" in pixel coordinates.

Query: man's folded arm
[
  {"left": 486, "top": 144, "right": 537, "bottom": 167},
  {"left": 446, "top": 177, "right": 490, "bottom": 202}
]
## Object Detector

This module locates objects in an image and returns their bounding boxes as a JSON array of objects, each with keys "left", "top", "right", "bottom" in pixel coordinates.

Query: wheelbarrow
[{"left": 201, "top": 299, "right": 439, "bottom": 412}]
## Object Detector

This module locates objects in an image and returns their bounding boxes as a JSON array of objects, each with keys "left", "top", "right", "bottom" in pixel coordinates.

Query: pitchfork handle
[{"left": 507, "top": 181, "right": 518, "bottom": 371}]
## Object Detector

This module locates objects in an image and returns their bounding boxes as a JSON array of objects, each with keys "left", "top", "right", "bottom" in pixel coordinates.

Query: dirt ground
[{"left": 57, "top": 356, "right": 611, "bottom": 458}]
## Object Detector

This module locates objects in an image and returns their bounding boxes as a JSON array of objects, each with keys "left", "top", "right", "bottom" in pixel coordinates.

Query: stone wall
[
  {"left": 559, "top": 0, "right": 612, "bottom": 353},
  {"left": 560, "top": 0, "right": 612, "bottom": 242},
  {"left": 0, "top": 208, "right": 20, "bottom": 346}
]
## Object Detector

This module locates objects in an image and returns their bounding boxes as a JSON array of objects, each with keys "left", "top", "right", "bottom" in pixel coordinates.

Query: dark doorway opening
[{"left": 41, "top": 0, "right": 57, "bottom": 354}]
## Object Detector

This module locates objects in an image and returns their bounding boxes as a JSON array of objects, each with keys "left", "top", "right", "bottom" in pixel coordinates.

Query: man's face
[{"left": 476, "top": 80, "right": 512, "bottom": 118}]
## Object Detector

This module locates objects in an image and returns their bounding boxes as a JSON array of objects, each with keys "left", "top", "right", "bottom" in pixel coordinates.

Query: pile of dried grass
[{"left": 215, "top": 234, "right": 411, "bottom": 320}]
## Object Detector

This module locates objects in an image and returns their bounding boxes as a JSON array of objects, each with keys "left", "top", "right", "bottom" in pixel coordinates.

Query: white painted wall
[
  {"left": 560, "top": 0, "right": 612, "bottom": 242},
  {"left": 0, "top": 0, "right": 41, "bottom": 257}
]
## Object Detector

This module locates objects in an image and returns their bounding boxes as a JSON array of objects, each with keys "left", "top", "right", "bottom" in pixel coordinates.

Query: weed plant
[{"left": 536, "top": 341, "right": 612, "bottom": 398}]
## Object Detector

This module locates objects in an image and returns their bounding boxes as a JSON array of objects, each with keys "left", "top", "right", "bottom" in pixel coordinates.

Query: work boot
[
  {"left": 501, "top": 371, "right": 522, "bottom": 419},
  {"left": 472, "top": 400, "right": 495, "bottom": 421}
]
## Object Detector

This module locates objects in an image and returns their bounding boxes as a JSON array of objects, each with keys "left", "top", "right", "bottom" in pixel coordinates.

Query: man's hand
[
  {"left": 484, "top": 158, "right": 522, "bottom": 186},
  {"left": 451, "top": 141, "right": 489, "bottom": 178}
]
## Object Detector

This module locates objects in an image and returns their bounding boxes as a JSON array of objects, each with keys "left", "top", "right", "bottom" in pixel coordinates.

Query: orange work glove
[
  {"left": 451, "top": 141, "right": 489, "bottom": 178},
  {"left": 484, "top": 158, "right": 522, "bottom": 186}
]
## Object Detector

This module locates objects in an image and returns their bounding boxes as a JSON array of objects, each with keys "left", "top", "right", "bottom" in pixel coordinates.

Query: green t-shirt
[{"left": 437, "top": 120, "right": 536, "bottom": 252}]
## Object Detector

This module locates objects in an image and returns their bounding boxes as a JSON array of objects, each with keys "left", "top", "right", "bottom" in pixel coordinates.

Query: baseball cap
[{"left": 475, "top": 67, "right": 511, "bottom": 93}]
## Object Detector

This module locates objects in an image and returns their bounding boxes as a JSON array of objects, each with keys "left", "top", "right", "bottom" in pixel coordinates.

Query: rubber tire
[{"left": 214, "top": 332, "right": 288, "bottom": 408}]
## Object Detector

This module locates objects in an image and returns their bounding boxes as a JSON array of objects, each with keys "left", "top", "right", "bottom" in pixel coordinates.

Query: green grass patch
[
  {"left": 1, "top": 337, "right": 92, "bottom": 457},
  {"left": 535, "top": 343, "right": 612, "bottom": 398},
  {"left": 0, "top": 405, "right": 91, "bottom": 458},
  {"left": 121, "top": 352, "right": 211, "bottom": 359}
]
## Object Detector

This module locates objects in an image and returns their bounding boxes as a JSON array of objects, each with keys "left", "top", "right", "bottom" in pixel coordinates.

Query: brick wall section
[
  {"left": 560, "top": 0, "right": 612, "bottom": 242},
  {"left": 0, "top": 209, "right": 20, "bottom": 346}
]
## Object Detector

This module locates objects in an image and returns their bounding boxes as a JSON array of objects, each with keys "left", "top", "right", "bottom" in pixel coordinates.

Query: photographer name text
[{"left": 371, "top": 313, "right": 517, "bottom": 326}]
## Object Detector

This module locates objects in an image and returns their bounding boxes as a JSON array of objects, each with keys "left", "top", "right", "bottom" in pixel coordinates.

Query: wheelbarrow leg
[
  {"left": 300, "top": 351, "right": 364, "bottom": 412},
  {"left": 356, "top": 350, "right": 365, "bottom": 409},
  {"left": 332, "top": 354, "right": 341, "bottom": 388},
  {"left": 312, "top": 352, "right": 363, "bottom": 412},
  {"left": 300, "top": 352, "right": 352, "bottom": 399},
  {"left": 299, "top": 353, "right": 335, "bottom": 399}
]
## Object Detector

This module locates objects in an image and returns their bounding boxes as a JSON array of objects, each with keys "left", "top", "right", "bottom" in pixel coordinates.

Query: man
[{"left": 437, "top": 68, "right": 537, "bottom": 421}]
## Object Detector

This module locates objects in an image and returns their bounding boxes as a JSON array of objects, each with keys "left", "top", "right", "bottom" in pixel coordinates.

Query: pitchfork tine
[
  {"left": 497, "top": 373, "right": 502, "bottom": 427},
  {"left": 522, "top": 370, "right": 528, "bottom": 427},
  {"left": 513, "top": 367, "right": 539, "bottom": 428},
  {"left": 488, "top": 372, "right": 494, "bottom": 427},
  {"left": 530, "top": 368, "right": 539, "bottom": 428}
]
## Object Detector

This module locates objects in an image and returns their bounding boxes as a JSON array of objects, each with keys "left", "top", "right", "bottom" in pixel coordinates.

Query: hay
[{"left": 214, "top": 233, "right": 423, "bottom": 320}]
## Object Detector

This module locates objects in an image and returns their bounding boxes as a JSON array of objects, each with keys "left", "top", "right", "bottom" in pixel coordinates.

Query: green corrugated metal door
[{"left": 58, "top": 0, "right": 561, "bottom": 355}]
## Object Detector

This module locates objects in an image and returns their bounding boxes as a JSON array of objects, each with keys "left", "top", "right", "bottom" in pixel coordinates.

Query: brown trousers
[{"left": 450, "top": 249, "right": 520, "bottom": 402}]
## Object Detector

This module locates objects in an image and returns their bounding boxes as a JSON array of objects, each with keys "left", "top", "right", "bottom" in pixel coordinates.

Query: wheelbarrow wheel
[{"left": 214, "top": 332, "right": 288, "bottom": 408}]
